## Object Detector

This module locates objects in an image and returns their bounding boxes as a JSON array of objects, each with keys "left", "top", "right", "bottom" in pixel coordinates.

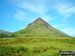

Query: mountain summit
[
  {"left": 27, "top": 17, "right": 50, "bottom": 28},
  {"left": 15, "top": 18, "right": 69, "bottom": 37}
]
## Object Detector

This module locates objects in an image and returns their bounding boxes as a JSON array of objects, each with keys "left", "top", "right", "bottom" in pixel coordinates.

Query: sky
[{"left": 0, "top": 0, "right": 75, "bottom": 37}]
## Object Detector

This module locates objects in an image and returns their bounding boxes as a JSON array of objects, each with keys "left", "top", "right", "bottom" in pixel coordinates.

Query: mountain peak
[
  {"left": 16, "top": 17, "right": 69, "bottom": 37},
  {"left": 27, "top": 17, "right": 48, "bottom": 27},
  {"left": 35, "top": 17, "right": 44, "bottom": 22},
  {"left": 37, "top": 17, "right": 43, "bottom": 20},
  {"left": 34, "top": 17, "right": 47, "bottom": 23}
]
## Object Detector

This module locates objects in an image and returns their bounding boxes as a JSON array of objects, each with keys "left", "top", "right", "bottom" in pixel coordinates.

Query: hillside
[
  {"left": 0, "top": 30, "right": 11, "bottom": 34},
  {"left": 14, "top": 18, "right": 69, "bottom": 37},
  {"left": 0, "top": 30, "right": 12, "bottom": 38}
]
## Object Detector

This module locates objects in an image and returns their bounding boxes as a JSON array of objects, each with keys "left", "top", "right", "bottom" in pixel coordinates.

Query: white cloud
[
  {"left": 52, "top": 24, "right": 75, "bottom": 37},
  {"left": 55, "top": 2, "right": 75, "bottom": 18},
  {"left": 13, "top": 10, "right": 52, "bottom": 22},
  {"left": 40, "top": 15, "right": 52, "bottom": 22},
  {"left": 52, "top": 24, "right": 65, "bottom": 28},
  {"left": 62, "top": 28, "right": 75, "bottom": 37},
  {"left": 14, "top": 10, "right": 26, "bottom": 20},
  {"left": 8, "top": 0, "right": 53, "bottom": 21},
  {"left": 8, "top": 0, "right": 75, "bottom": 21},
  {"left": 8, "top": 0, "right": 50, "bottom": 14},
  {"left": 8, "top": 0, "right": 75, "bottom": 17}
]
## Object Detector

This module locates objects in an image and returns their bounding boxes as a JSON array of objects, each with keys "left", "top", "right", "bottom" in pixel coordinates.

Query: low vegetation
[{"left": 0, "top": 37, "right": 75, "bottom": 56}]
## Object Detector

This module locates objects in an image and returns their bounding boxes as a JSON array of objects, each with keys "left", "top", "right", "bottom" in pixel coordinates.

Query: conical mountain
[{"left": 15, "top": 18, "right": 69, "bottom": 37}]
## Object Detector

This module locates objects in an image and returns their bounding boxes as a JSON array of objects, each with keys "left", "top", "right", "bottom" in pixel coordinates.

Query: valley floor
[{"left": 0, "top": 37, "right": 75, "bottom": 56}]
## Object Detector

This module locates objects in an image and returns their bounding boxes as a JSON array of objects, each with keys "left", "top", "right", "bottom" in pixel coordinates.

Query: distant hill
[
  {"left": 0, "top": 30, "right": 12, "bottom": 38},
  {"left": 0, "top": 30, "right": 11, "bottom": 34},
  {"left": 14, "top": 18, "right": 69, "bottom": 37}
]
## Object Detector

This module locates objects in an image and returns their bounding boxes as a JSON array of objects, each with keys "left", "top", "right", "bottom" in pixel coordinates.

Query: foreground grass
[{"left": 0, "top": 37, "right": 75, "bottom": 56}]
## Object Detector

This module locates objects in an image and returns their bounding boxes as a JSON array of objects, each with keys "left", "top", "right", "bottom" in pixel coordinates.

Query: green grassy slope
[
  {"left": 0, "top": 37, "right": 75, "bottom": 56},
  {"left": 14, "top": 18, "right": 69, "bottom": 37}
]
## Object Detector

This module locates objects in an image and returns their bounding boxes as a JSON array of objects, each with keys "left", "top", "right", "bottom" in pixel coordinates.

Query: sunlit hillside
[{"left": 0, "top": 37, "right": 75, "bottom": 56}]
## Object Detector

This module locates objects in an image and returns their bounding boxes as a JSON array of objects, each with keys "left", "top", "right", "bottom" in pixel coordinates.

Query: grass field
[{"left": 0, "top": 37, "right": 75, "bottom": 56}]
